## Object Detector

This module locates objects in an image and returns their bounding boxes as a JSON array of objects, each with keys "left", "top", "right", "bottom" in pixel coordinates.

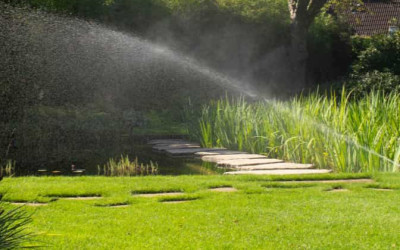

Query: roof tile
[{"left": 344, "top": 0, "right": 400, "bottom": 36}]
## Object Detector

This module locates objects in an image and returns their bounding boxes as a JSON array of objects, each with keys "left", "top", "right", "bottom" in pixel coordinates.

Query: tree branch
[
  {"left": 306, "top": 0, "right": 329, "bottom": 24},
  {"left": 288, "top": 0, "right": 298, "bottom": 20},
  {"left": 297, "top": 0, "right": 311, "bottom": 20}
]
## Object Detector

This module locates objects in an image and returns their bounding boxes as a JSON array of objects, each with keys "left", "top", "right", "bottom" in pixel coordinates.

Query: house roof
[{"left": 345, "top": 0, "right": 400, "bottom": 36}]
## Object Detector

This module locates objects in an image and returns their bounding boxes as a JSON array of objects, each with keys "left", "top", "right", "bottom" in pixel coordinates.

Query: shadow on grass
[
  {"left": 262, "top": 183, "right": 316, "bottom": 189},
  {"left": 364, "top": 183, "right": 398, "bottom": 191},
  {"left": 158, "top": 195, "right": 200, "bottom": 203}
]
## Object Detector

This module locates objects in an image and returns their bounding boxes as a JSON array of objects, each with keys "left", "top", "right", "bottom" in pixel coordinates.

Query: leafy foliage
[
  {"left": 347, "top": 71, "right": 400, "bottom": 96},
  {"left": 352, "top": 32, "right": 400, "bottom": 75},
  {"left": 347, "top": 32, "right": 400, "bottom": 95}
]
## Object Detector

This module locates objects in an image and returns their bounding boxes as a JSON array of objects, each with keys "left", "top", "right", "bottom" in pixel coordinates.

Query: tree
[{"left": 287, "top": 0, "right": 363, "bottom": 90}]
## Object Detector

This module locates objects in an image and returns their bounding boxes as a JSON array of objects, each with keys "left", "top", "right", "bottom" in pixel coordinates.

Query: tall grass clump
[
  {"left": 184, "top": 90, "right": 400, "bottom": 173},
  {"left": 0, "top": 160, "right": 15, "bottom": 177},
  {"left": 0, "top": 206, "right": 33, "bottom": 249},
  {"left": 98, "top": 155, "right": 158, "bottom": 176},
  {"left": 0, "top": 176, "right": 33, "bottom": 249}
]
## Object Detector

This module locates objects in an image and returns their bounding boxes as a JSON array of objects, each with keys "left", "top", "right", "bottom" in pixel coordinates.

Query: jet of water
[{"left": 151, "top": 42, "right": 400, "bottom": 171}]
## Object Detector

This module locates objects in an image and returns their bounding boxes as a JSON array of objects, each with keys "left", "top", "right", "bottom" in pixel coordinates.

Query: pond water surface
[{"left": 26, "top": 137, "right": 223, "bottom": 176}]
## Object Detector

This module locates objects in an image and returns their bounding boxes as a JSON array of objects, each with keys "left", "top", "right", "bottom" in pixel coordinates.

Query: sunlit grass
[
  {"left": 0, "top": 174, "right": 399, "bottom": 249},
  {"left": 185, "top": 89, "right": 400, "bottom": 173}
]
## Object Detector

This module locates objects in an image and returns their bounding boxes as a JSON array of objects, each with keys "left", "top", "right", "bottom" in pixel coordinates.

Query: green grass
[
  {"left": 0, "top": 174, "right": 400, "bottom": 249},
  {"left": 185, "top": 90, "right": 400, "bottom": 173}
]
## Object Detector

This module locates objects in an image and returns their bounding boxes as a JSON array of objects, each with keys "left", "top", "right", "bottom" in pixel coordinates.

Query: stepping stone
[
  {"left": 133, "top": 192, "right": 184, "bottom": 197},
  {"left": 327, "top": 188, "right": 349, "bottom": 193},
  {"left": 62, "top": 196, "right": 102, "bottom": 200},
  {"left": 281, "top": 179, "right": 373, "bottom": 184},
  {"left": 72, "top": 169, "right": 86, "bottom": 175},
  {"left": 224, "top": 169, "right": 332, "bottom": 175},
  {"left": 210, "top": 187, "right": 237, "bottom": 192},
  {"left": 166, "top": 148, "right": 226, "bottom": 156},
  {"left": 195, "top": 150, "right": 245, "bottom": 156},
  {"left": 370, "top": 188, "right": 393, "bottom": 191},
  {"left": 148, "top": 139, "right": 188, "bottom": 145},
  {"left": 153, "top": 143, "right": 201, "bottom": 151},
  {"left": 236, "top": 163, "right": 314, "bottom": 171},
  {"left": 161, "top": 200, "right": 192, "bottom": 204},
  {"left": 11, "top": 202, "right": 48, "bottom": 207},
  {"left": 217, "top": 158, "right": 283, "bottom": 167},
  {"left": 202, "top": 154, "right": 267, "bottom": 163}
]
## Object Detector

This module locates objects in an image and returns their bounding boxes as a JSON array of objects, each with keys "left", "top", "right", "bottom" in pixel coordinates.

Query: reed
[
  {"left": 0, "top": 160, "right": 15, "bottom": 177},
  {"left": 185, "top": 89, "right": 400, "bottom": 173},
  {"left": 97, "top": 155, "right": 158, "bottom": 176}
]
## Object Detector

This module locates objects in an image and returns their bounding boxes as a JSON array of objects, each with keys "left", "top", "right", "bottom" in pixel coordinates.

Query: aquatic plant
[
  {"left": 98, "top": 155, "right": 158, "bottom": 176},
  {"left": 185, "top": 89, "right": 400, "bottom": 173},
  {"left": 0, "top": 160, "right": 15, "bottom": 177}
]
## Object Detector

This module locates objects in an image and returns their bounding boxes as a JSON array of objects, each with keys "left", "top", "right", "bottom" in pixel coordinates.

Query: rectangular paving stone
[
  {"left": 202, "top": 154, "right": 267, "bottom": 163},
  {"left": 148, "top": 139, "right": 189, "bottom": 145},
  {"left": 153, "top": 143, "right": 201, "bottom": 151},
  {"left": 217, "top": 158, "right": 284, "bottom": 167},
  {"left": 279, "top": 179, "right": 373, "bottom": 184},
  {"left": 235, "top": 163, "right": 314, "bottom": 170},
  {"left": 224, "top": 169, "right": 332, "bottom": 175},
  {"left": 166, "top": 147, "right": 227, "bottom": 156},
  {"left": 194, "top": 151, "right": 245, "bottom": 156}
]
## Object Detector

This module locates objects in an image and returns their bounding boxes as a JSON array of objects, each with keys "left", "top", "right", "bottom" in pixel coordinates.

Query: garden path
[{"left": 149, "top": 139, "right": 331, "bottom": 175}]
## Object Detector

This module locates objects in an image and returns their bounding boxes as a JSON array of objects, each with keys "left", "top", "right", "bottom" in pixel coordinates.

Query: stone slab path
[
  {"left": 165, "top": 147, "right": 227, "bottom": 156},
  {"left": 217, "top": 158, "right": 284, "bottom": 167},
  {"left": 235, "top": 163, "right": 315, "bottom": 171},
  {"left": 195, "top": 151, "right": 246, "bottom": 156},
  {"left": 202, "top": 154, "right": 267, "bottom": 163},
  {"left": 224, "top": 169, "right": 332, "bottom": 175},
  {"left": 153, "top": 143, "right": 200, "bottom": 151},
  {"left": 149, "top": 139, "right": 332, "bottom": 175}
]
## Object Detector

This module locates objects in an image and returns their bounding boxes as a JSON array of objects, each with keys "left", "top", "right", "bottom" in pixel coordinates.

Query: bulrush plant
[
  {"left": 0, "top": 160, "right": 15, "bottom": 177},
  {"left": 185, "top": 89, "right": 400, "bottom": 173},
  {"left": 98, "top": 155, "right": 158, "bottom": 176}
]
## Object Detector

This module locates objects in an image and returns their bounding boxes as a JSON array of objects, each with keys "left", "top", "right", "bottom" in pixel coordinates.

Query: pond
[{"left": 20, "top": 136, "right": 223, "bottom": 176}]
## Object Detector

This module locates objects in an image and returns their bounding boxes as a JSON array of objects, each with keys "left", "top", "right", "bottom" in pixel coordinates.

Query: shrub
[
  {"left": 347, "top": 32, "right": 400, "bottom": 95},
  {"left": 352, "top": 32, "right": 400, "bottom": 75},
  {"left": 347, "top": 71, "right": 400, "bottom": 96}
]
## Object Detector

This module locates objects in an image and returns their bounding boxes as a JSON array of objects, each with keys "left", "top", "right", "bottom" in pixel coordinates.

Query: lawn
[{"left": 1, "top": 173, "right": 400, "bottom": 249}]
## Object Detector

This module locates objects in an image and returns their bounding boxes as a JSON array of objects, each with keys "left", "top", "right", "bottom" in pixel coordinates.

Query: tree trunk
[
  {"left": 287, "top": 0, "right": 329, "bottom": 93},
  {"left": 290, "top": 20, "right": 309, "bottom": 92}
]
